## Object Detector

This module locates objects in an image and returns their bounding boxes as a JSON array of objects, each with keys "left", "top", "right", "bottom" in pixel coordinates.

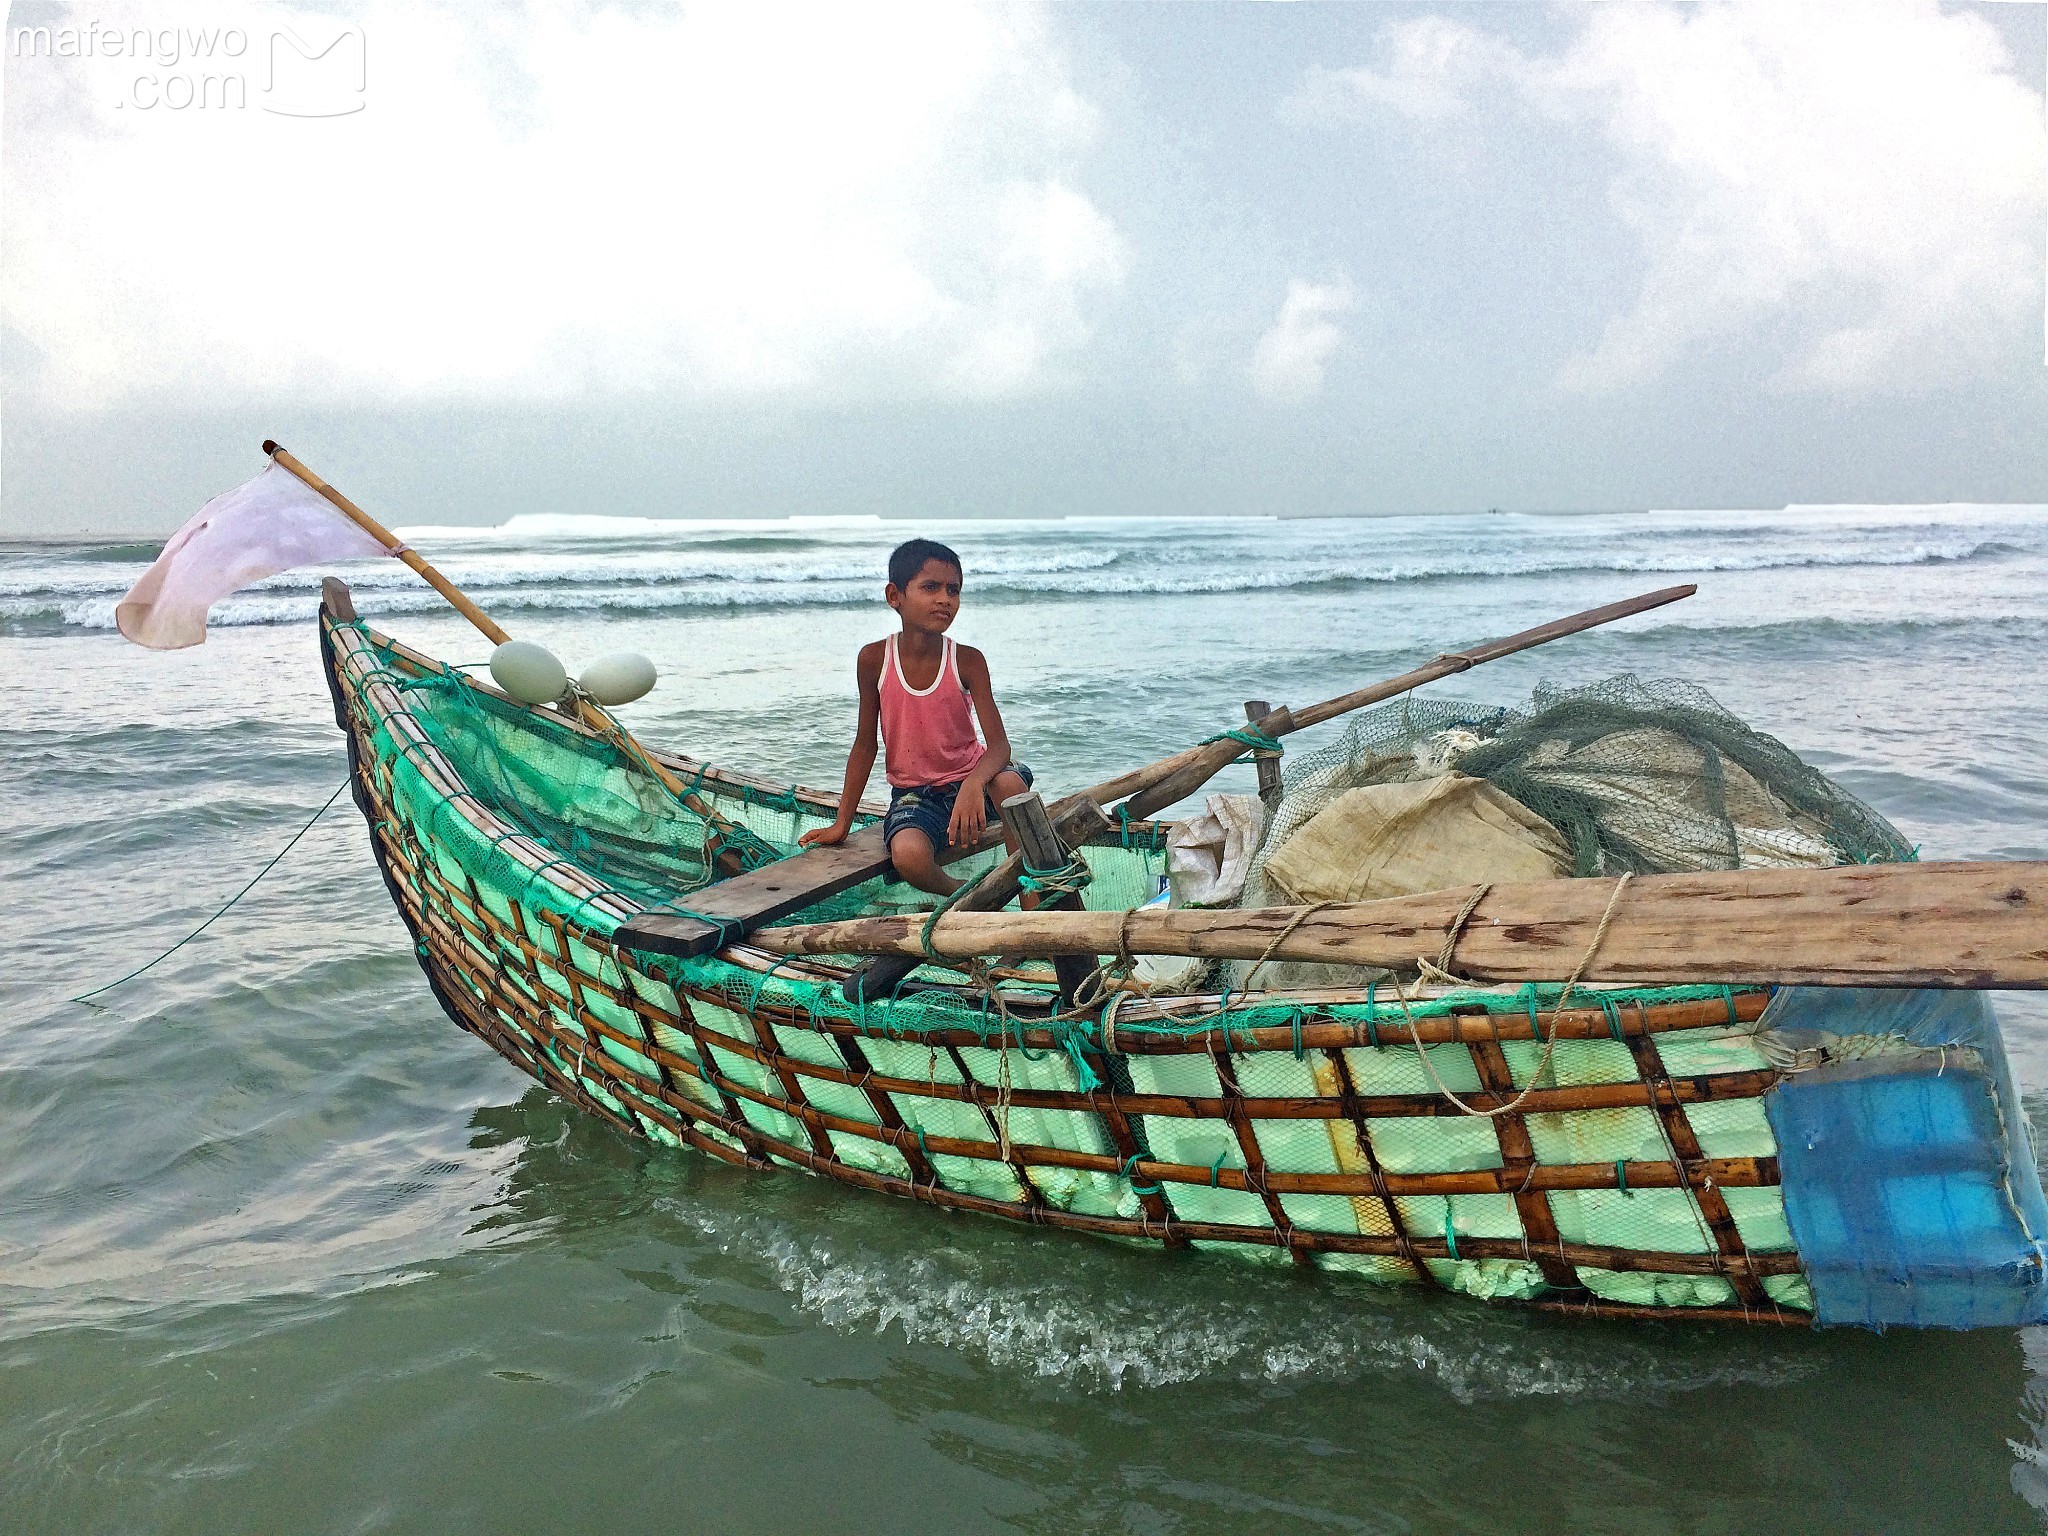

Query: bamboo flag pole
[
  {"left": 266, "top": 442, "right": 511, "bottom": 645},
  {"left": 757, "top": 861, "right": 2048, "bottom": 990},
  {"left": 266, "top": 440, "right": 752, "bottom": 858}
]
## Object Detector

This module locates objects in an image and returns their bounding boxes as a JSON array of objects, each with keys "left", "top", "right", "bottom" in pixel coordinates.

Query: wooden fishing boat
[{"left": 316, "top": 579, "right": 2048, "bottom": 1331}]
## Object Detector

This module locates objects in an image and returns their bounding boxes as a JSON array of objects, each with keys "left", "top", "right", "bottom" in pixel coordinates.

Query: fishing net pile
[
  {"left": 1261, "top": 674, "right": 1906, "bottom": 885},
  {"left": 1179, "top": 674, "right": 1915, "bottom": 991}
]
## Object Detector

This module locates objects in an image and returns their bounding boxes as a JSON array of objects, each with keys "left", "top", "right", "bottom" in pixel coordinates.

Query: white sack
[{"left": 1166, "top": 793, "right": 1268, "bottom": 909}]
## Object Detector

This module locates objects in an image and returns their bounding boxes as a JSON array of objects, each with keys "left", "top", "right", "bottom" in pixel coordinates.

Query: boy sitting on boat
[{"left": 798, "top": 538, "right": 1031, "bottom": 895}]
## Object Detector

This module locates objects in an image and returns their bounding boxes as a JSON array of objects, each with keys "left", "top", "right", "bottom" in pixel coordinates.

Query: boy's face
[{"left": 886, "top": 559, "right": 962, "bottom": 634}]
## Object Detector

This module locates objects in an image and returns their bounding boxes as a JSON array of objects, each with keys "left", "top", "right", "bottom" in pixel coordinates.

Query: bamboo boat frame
[{"left": 319, "top": 582, "right": 1817, "bottom": 1324}]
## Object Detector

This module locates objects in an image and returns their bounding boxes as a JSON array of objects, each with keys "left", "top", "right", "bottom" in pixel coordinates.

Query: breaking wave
[{"left": 0, "top": 528, "right": 2029, "bottom": 637}]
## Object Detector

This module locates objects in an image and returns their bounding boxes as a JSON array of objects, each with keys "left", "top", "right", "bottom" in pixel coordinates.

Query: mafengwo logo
[
  {"left": 6, "top": 19, "right": 364, "bottom": 119},
  {"left": 264, "top": 24, "right": 364, "bottom": 117}
]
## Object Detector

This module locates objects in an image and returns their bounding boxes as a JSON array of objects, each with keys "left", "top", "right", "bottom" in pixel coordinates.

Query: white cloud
[
  {"left": 1250, "top": 276, "right": 1355, "bottom": 402},
  {"left": 1290, "top": 2, "right": 2044, "bottom": 395},
  {"left": 2, "top": 1, "right": 1125, "bottom": 409},
  {"left": 1284, "top": 17, "right": 1519, "bottom": 124}
]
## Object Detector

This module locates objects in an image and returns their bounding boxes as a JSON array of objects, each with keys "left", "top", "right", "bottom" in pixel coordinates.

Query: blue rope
[{"left": 74, "top": 777, "right": 352, "bottom": 1005}]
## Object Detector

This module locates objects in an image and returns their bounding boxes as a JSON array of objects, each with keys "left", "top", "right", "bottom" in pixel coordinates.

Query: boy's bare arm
[
  {"left": 798, "top": 643, "right": 884, "bottom": 848},
  {"left": 949, "top": 646, "right": 1014, "bottom": 845}
]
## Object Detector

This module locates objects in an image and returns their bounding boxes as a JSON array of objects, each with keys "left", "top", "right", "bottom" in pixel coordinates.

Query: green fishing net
[{"left": 1252, "top": 673, "right": 1914, "bottom": 887}]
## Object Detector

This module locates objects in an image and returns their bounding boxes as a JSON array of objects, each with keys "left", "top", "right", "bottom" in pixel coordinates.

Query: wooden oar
[
  {"left": 269, "top": 441, "right": 758, "bottom": 870},
  {"left": 755, "top": 861, "right": 2048, "bottom": 990},
  {"left": 1114, "top": 584, "right": 1697, "bottom": 819}
]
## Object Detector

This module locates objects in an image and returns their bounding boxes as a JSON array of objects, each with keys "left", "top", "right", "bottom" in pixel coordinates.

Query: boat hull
[{"left": 318, "top": 587, "right": 2048, "bottom": 1328}]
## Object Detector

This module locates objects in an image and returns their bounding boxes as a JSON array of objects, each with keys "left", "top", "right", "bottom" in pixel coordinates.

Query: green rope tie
[
  {"left": 741, "top": 956, "right": 796, "bottom": 1017},
  {"left": 917, "top": 866, "right": 995, "bottom": 964},
  {"left": 1616, "top": 1159, "right": 1632, "bottom": 1197},
  {"left": 1121, "top": 1153, "right": 1162, "bottom": 1198},
  {"left": 1018, "top": 854, "right": 1092, "bottom": 902},
  {"left": 639, "top": 900, "right": 747, "bottom": 950},
  {"left": 1199, "top": 723, "right": 1285, "bottom": 764},
  {"left": 1208, "top": 1148, "right": 1229, "bottom": 1188},
  {"left": 1443, "top": 1205, "right": 1460, "bottom": 1261},
  {"left": 1051, "top": 1018, "right": 1103, "bottom": 1092}
]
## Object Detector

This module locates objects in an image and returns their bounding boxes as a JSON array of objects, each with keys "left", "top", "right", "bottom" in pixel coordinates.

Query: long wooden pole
[
  {"left": 957, "top": 583, "right": 1696, "bottom": 859},
  {"left": 755, "top": 860, "right": 2048, "bottom": 990},
  {"left": 1115, "top": 583, "right": 1696, "bottom": 819},
  {"left": 267, "top": 441, "right": 511, "bottom": 645},
  {"left": 623, "top": 583, "right": 1705, "bottom": 958},
  {"left": 268, "top": 440, "right": 752, "bottom": 859}
]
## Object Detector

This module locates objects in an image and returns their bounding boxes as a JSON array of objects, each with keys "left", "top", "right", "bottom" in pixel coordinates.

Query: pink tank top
[{"left": 878, "top": 634, "right": 984, "bottom": 788}]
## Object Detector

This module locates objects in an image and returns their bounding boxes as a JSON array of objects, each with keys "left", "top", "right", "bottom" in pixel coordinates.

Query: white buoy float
[
  {"left": 578, "top": 651, "right": 657, "bottom": 706},
  {"left": 489, "top": 639, "right": 569, "bottom": 705}
]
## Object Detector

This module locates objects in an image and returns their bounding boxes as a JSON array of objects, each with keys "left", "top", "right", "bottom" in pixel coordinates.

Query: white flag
[{"left": 117, "top": 462, "right": 392, "bottom": 649}]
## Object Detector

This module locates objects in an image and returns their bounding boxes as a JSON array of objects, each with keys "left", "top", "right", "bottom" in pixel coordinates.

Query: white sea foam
[{"left": 676, "top": 1205, "right": 1816, "bottom": 1400}]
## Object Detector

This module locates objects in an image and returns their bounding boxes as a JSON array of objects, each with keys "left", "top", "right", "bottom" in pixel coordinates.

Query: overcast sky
[{"left": 3, "top": 1, "right": 2044, "bottom": 535}]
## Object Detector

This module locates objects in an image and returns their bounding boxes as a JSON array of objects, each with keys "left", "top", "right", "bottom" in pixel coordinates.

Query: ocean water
[{"left": 4, "top": 501, "right": 2048, "bottom": 1532}]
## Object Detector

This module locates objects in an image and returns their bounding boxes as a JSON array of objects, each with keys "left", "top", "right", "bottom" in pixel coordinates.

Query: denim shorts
[{"left": 882, "top": 763, "right": 1033, "bottom": 854}]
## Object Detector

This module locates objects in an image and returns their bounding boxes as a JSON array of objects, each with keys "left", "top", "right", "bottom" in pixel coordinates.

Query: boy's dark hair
[{"left": 887, "top": 538, "right": 962, "bottom": 591}]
